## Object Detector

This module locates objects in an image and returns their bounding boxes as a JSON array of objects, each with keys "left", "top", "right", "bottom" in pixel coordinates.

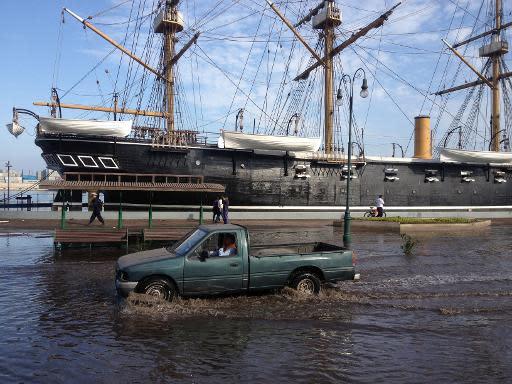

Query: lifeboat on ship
[{"left": 39, "top": 117, "right": 133, "bottom": 137}]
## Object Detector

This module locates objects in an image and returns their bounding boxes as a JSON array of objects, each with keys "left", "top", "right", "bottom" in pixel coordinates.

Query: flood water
[{"left": 0, "top": 225, "right": 511, "bottom": 383}]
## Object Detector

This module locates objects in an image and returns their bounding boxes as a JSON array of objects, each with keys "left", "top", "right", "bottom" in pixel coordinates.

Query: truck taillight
[{"left": 352, "top": 251, "right": 357, "bottom": 265}]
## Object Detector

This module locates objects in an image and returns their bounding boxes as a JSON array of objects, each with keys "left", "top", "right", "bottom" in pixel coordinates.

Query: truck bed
[
  {"left": 248, "top": 242, "right": 354, "bottom": 290},
  {"left": 250, "top": 242, "right": 344, "bottom": 257}
]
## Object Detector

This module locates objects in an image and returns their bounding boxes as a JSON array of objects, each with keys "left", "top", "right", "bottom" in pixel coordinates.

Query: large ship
[{"left": 8, "top": 0, "right": 512, "bottom": 207}]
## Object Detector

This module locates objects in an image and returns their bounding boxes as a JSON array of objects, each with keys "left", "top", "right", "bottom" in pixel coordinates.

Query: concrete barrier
[{"left": 400, "top": 220, "right": 491, "bottom": 234}]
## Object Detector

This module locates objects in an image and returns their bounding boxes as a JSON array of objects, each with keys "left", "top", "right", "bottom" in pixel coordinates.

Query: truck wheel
[
  {"left": 140, "top": 277, "right": 177, "bottom": 301},
  {"left": 291, "top": 273, "right": 321, "bottom": 294}
]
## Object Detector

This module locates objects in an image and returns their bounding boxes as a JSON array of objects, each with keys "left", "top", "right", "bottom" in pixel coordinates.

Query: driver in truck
[{"left": 210, "top": 233, "right": 238, "bottom": 257}]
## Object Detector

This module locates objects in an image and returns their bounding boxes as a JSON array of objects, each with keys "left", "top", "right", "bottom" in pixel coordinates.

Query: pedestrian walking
[
  {"left": 222, "top": 196, "right": 229, "bottom": 224},
  {"left": 375, "top": 194, "right": 385, "bottom": 217},
  {"left": 212, "top": 196, "right": 222, "bottom": 223},
  {"left": 88, "top": 192, "right": 105, "bottom": 225}
]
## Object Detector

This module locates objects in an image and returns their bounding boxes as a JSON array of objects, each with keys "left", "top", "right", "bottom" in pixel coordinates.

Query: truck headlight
[{"left": 117, "top": 270, "right": 129, "bottom": 281}]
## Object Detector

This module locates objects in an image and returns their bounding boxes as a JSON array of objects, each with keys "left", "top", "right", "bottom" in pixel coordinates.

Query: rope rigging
[{"left": 46, "top": 0, "right": 511, "bottom": 157}]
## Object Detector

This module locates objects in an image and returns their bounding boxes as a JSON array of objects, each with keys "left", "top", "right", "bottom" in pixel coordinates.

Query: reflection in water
[{"left": 0, "top": 226, "right": 511, "bottom": 383}]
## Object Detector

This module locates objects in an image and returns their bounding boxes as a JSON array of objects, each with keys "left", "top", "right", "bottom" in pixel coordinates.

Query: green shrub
[{"left": 401, "top": 234, "right": 418, "bottom": 256}]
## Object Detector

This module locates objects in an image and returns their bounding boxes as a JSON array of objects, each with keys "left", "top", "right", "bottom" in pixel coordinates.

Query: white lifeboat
[
  {"left": 39, "top": 117, "right": 133, "bottom": 137},
  {"left": 219, "top": 130, "right": 321, "bottom": 152}
]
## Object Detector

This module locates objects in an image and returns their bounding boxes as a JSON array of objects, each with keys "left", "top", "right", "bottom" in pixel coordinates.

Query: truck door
[{"left": 183, "top": 231, "right": 244, "bottom": 295}]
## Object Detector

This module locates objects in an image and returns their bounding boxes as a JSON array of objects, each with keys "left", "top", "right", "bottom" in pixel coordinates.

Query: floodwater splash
[{"left": 121, "top": 287, "right": 371, "bottom": 321}]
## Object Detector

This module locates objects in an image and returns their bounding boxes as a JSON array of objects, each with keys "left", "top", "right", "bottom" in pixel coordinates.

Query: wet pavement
[{"left": 0, "top": 225, "right": 511, "bottom": 383}]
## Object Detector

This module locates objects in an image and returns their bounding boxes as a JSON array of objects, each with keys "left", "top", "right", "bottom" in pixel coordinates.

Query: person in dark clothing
[
  {"left": 222, "top": 196, "right": 229, "bottom": 224},
  {"left": 212, "top": 197, "right": 221, "bottom": 223},
  {"left": 88, "top": 193, "right": 105, "bottom": 225}
]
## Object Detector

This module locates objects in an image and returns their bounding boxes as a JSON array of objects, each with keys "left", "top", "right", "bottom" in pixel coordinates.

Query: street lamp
[
  {"left": 286, "top": 113, "right": 300, "bottom": 136},
  {"left": 5, "top": 161, "right": 12, "bottom": 210},
  {"left": 392, "top": 142, "right": 405, "bottom": 158},
  {"left": 336, "top": 68, "right": 368, "bottom": 249},
  {"left": 443, "top": 126, "right": 462, "bottom": 149},
  {"left": 489, "top": 129, "right": 507, "bottom": 151}
]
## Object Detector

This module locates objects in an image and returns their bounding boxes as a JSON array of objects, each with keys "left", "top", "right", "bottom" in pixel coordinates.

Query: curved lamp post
[
  {"left": 391, "top": 142, "right": 405, "bottom": 158},
  {"left": 443, "top": 125, "right": 462, "bottom": 149},
  {"left": 489, "top": 129, "right": 507, "bottom": 151},
  {"left": 500, "top": 137, "right": 510, "bottom": 151},
  {"left": 352, "top": 142, "right": 364, "bottom": 157},
  {"left": 286, "top": 113, "right": 300, "bottom": 136},
  {"left": 336, "top": 68, "right": 368, "bottom": 249}
]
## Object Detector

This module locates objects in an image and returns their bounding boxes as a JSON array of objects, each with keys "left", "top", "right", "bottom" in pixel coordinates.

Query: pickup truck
[{"left": 116, "top": 224, "right": 355, "bottom": 300}]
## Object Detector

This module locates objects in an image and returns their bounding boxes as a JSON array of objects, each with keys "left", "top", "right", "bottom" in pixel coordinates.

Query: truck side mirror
[{"left": 199, "top": 250, "right": 209, "bottom": 261}]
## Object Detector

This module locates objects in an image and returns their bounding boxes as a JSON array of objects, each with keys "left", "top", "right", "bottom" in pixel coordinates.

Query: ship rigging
[{"left": 6, "top": 0, "right": 512, "bottom": 208}]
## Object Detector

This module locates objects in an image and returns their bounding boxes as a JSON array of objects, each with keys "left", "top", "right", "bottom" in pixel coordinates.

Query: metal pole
[
  {"left": 6, "top": 161, "right": 12, "bottom": 211},
  {"left": 148, "top": 192, "right": 153, "bottom": 229},
  {"left": 118, "top": 191, "right": 123, "bottom": 229},
  {"left": 60, "top": 190, "right": 66, "bottom": 229},
  {"left": 343, "top": 84, "right": 354, "bottom": 249},
  {"left": 199, "top": 194, "right": 204, "bottom": 225}
]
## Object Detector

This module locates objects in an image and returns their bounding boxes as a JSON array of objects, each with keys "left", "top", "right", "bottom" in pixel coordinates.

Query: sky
[{"left": 1, "top": 0, "right": 510, "bottom": 172}]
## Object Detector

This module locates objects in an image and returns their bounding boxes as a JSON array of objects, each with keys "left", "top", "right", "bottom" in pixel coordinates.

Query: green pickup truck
[{"left": 116, "top": 224, "right": 356, "bottom": 300}]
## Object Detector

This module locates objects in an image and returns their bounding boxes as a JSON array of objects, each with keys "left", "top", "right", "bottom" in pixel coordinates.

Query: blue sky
[{"left": 1, "top": 0, "right": 510, "bottom": 172}]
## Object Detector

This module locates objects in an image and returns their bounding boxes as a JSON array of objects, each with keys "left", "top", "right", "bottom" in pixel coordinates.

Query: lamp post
[
  {"left": 336, "top": 68, "right": 368, "bottom": 249},
  {"left": 443, "top": 126, "right": 462, "bottom": 149},
  {"left": 391, "top": 143, "right": 405, "bottom": 158},
  {"left": 489, "top": 129, "right": 507, "bottom": 151},
  {"left": 286, "top": 113, "right": 300, "bottom": 136},
  {"left": 5, "top": 161, "right": 12, "bottom": 210}
]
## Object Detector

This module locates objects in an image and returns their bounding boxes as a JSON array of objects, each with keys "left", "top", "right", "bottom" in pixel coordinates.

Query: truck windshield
[{"left": 169, "top": 229, "right": 208, "bottom": 256}]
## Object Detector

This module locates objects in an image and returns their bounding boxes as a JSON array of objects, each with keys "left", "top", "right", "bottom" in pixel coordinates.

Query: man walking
[
  {"left": 222, "top": 196, "right": 230, "bottom": 224},
  {"left": 212, "top": 197, "right": 221, "bottom": 223},
  {"left": 88, "top": 192, "right": 105, "bottom": 225},
  {"left": 375, "top": 194, "right": 385, "bottom": 217}
]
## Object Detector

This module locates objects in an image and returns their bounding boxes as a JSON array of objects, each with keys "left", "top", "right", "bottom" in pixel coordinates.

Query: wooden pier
[
  {"left": 53, "top": 225, "right": 193, "bottom": 248},
  {"left": 36, "top": 172, "right": 225, "bottom": 248}
]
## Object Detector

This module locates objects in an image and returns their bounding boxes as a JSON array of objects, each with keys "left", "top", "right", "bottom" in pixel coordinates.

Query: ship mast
[
  {"left": 155, "top": 0, "right": 184, "bottom": 132},
  {"left": 319, "top": 2, "right": 340, "bottom": 153},
  {"left": 491, "top": 0, "right": 503, "bottom": 152},
  {"left": 437, "top": 0, "right": 511, "bottom": 152},
  {"left": 270, "top": 1, "right": 399, "bottom": 154}
]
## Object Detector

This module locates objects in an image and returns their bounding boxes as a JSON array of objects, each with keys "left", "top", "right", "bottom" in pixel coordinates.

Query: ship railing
[
  {"left": 149, "top": 130, "right": 220, "bottom": 149},
  {"left": 62, "top": 172, "right": 204, "bottom": 185}
]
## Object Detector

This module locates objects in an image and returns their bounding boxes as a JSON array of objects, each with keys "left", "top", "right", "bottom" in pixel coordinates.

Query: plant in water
[{"left": 401, "top": 234, "right": 418, "bottom": 256}]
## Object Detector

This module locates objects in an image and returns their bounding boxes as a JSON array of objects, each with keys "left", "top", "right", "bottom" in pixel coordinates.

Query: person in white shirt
[
  {"left": 375, "top": 195, "right": 385, "bottom": 217},
  {"left": 209, "top": 234, "right": 237, "bottom": 257}
]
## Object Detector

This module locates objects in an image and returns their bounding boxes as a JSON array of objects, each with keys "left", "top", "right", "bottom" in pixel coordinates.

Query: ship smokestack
[{"left": 414, "top": 115, "right": 432, "bottom": 160}]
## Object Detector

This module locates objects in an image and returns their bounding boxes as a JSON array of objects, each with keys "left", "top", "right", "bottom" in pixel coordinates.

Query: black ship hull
[{"left": 36, "top": 134, "right": 512, "bottom": 207}]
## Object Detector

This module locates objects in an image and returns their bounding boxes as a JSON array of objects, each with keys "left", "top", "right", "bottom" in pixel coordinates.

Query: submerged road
[{"left": 0, "top": 225, "right": 511, "bottom": 383}]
